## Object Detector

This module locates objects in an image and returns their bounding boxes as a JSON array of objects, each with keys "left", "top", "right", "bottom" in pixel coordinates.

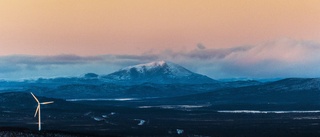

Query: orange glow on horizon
[{"left": 1, "top": 0, "right": 320, "bottom": 55}]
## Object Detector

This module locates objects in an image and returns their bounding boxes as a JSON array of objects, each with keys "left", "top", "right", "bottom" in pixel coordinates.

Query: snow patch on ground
[
  {"left": 134, "top": 119, "right": 146, "bottom": 126},
  {"left": 218, "top": 110, "right": 320, "bottom": 114},
  {"left": 176, "top": 129, "right": 184, "bottom": 134},
  {"left": 66, "top": 98, "right": 138, "bottom": 101},
  {"left": 138, "top": 104, "right": 211, "bottom": 109},
  {"left": 294, "top": 116, "right": 320, "bottom": 120}
]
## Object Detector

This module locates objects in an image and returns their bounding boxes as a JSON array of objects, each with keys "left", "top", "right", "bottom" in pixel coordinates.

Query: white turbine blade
[
  {"left": 34, "top": 105, "right": 39, "bottom": 117},
  {"left": 40, "top": 101, "right": 54, "bottom": 105},
  {"left": 30, "top": 92, "right": 40, "bottom": 103}
]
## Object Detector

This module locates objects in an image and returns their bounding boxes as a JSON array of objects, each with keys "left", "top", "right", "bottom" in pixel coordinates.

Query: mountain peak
[
  {"left": 149, "top": 60, "right": 167, "bottom": 66},
  {"left": 102, "top": 61, "right": 217, "bottom": 84},
  {"left": 121, "top": 60, "right": 168, "bottom": 71},
  {"left": 120, "top": 61, "right": 193, "bottom": 77}
]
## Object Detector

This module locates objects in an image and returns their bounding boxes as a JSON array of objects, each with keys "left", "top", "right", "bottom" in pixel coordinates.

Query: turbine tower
[{"left": 31, "top": 92, "right": 54, "bottom": 131}]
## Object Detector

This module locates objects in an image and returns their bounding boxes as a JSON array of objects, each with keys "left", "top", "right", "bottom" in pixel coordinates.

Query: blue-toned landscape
[
  {"left": 2, "top": 0, "right": 320, "bottom": 136},
  {"left": 2, "top": 61, "right": 320, "bottom": 136}
]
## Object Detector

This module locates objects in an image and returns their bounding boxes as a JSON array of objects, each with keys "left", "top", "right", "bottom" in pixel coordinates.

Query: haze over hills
[
  {"left": 19, "top": 61, "right": 217, "bottom": 86},
  {"left": 0, "top": 61, "right": 262, "bottom": 100},
  {"left": 2, "top": 61, "right": 320, "bottom": 102}
]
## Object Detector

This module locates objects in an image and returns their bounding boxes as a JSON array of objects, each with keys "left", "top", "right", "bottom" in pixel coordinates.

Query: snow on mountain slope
[
  {"left": 118, "top": 61, "right": 193, "bottom": 78},
  {"left": 102, "top": 61, "right": 217, "bottom": 84}
]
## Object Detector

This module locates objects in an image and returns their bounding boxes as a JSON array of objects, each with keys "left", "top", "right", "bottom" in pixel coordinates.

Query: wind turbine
[{"left": 31, "top": 92, "right": 54, "bottom": 131}]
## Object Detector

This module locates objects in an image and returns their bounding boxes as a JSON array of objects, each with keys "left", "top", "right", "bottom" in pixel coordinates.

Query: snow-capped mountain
[{"left": 102, "top": 61, "right": 217, "bottom": 84}]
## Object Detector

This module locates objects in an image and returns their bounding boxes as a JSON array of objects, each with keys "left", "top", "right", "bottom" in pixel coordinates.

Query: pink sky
[{"left": 1, "top": 0, "right": 320, "bottom": 56}]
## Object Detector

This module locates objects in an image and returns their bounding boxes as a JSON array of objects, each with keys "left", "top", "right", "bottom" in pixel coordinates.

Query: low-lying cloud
[{"left": 1, "top": 39, "right": 320, "bottom": 80}]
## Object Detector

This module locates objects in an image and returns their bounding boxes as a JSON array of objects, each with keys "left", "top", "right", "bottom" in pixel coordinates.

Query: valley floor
[{"left": 2, "top": 106, "right": 320, "bottom": 137}]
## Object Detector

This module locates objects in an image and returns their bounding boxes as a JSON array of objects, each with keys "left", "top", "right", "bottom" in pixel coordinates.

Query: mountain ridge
[{"left": 101, "top": 61, "right": 217, "bottom": 84}]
